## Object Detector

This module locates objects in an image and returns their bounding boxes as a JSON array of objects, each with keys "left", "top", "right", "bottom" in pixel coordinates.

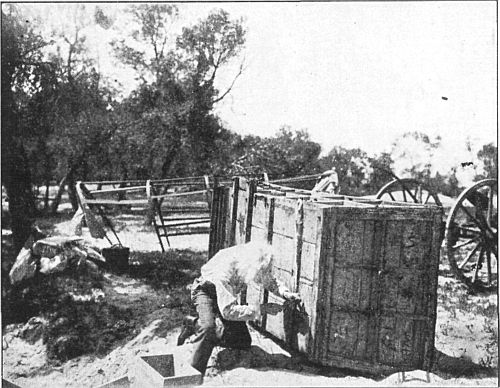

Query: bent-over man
[{"left": 178, "top": 241, "right": 300, "bottom": 375}]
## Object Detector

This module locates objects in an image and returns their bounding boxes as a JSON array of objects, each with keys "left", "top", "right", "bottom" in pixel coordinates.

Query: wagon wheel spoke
[
  {"left": 452, "top": 236, "right": 480, "bottom": 250},
  {"left": 486, "top": 248, "right": 492, "bottom": 285},
  {"left": 458, "top": 242, "right": 481, "bottom": 270},
  {"left": 458, "top": 204, "right": 495, "bottom": 238},
  {"left": 472, "top": 246, "right": 485, "bottom": 284},
  {"left": 487, "top": 186, "right": 494, "bottom": 227},
  {"left": 453, "top": 225, "right": 482, "bottom": 238},
  {"left": 403, "top": 185, "right": 419, "bottom": 203},
  {"left": 413, "top": 185, "right": 423, "bottom": 203},
  {"left": 423, "top": 191, "right": 431, "bottom": 204}
]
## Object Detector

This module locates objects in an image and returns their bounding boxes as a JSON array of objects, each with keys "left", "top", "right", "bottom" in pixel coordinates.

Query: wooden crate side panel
[
  {"left": 271, "top": 234, "right": 296, "bottom": 291},
  {"left": 322, "top": 212, "right": 378, "bottom": 364},
  {"left": 295, "top": 239, "right": 319, "bottom": 354},
  {"left": 308, "top": 207, "right": 328, "bottom": 360},
  {"left": 377, "top": 316, "right": 428, "bottom": 367},
  {"left": 327, "top": 310, "right": 372, "bottom": 361},
  {"left": 262, "top": 292, "right": 287, "bottom": 341},
  {"left": 235, "top": 186, "right": 249, "bottom": 245},
  {"left": 376, "top": 216, "right": 440, "bottom": 369},
  {"left": 248, "top": 196, "right": 322, "bottom": 355},
  {"left": 271, "top": 200, "right": 297, "bottom": 237},
  {"left": 424, "top": 212, "right": 443, "bottom": 371},
  {"left": 223, "top": 186, "right": 233, "bottom": 248},
  {"left": 320, "top": 207, "right": 441, "bottom": 373},
  {"left": 302, "top": 202, "right": 322, "bottom": 244}
]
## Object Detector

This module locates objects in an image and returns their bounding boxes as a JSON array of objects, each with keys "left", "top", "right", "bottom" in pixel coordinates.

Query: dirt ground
[{"left": 2, "top": 211, "right": 498, "bottom": 387}]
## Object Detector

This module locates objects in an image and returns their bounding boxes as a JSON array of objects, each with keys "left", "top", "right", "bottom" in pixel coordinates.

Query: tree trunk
[
  {"left": 1, "top": 89, "right": 35, "bottom": 252},
  {"left": 50, "top": 174, "right": 68, "bottom": 215},
  {"left": 67, "top": 173, "right": 79, "bottom": 212},
  {"left": 43, "top": 180, "right": 51, "bottom": 211},
  {"left": 2, "top": 140, "right": 36, "bottom": 252}
]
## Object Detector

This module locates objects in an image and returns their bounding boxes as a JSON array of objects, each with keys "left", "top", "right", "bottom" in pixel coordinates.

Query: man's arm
[
  {"left": 215, "top": 280, "right": 261, "bottom": 321},
  {"left": 266, "top": 278, "right": 301, "bottom": 301}
]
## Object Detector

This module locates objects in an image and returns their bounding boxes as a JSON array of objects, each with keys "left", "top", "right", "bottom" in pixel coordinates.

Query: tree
[
  {"left": 177, "top": 9, "right": 246, "bottom": 173},
  {"left": 112, "top": 6, "right": 247, "bottom": 177},
  {"left": 476, "top": 143, "right": 497, "bottom": 180},
  {"left": 229, "top": 127, "right": 322, "bottom": 180},
  {"left": 40, "top": 7, "right": 117, "bottom": 212},
  {"left": 365, "top": 152, "right": 395, "bottom": 194},
  {"left": 2, "top": 5, "right": 50, "bottom": 250},
  {"left": 319, "top": 146, "right": 372, "bottom": 196},
  {"left": 112, "top": 4, "right": 179, "bottom": 84},
  {"left": 391, "top": 131, "right": 442, "bottom": 182}
]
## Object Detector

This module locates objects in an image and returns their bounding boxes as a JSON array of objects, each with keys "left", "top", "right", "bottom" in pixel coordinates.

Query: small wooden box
[{"left": 133, "top": 354, "right": 202, "bottom": 387}]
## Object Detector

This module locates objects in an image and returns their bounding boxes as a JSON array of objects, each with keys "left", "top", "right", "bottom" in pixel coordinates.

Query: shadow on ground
[
  {"left": 208, "top": 344, "right": 497, "bottom": 382},
  {"left": 432, "top": 349, "right": 497, "bottom": 378}
]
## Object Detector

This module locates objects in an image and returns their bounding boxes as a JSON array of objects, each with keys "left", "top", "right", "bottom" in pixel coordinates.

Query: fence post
[{"left": 208, "top": 180, "right": 222, "bottom": 260}]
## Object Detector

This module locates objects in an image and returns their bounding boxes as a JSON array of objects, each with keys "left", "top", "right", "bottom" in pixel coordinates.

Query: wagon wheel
[
  {"left": 376, "top": 178, "right": 442, "bottom": 206},
  {"left": 445, "top": 179, "right": 498, "bottom": 292}
]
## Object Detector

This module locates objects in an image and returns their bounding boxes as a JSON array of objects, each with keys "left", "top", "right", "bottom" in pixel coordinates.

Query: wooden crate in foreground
[{"left": 210, "top": 178, "right": 443, "bottom": 375}]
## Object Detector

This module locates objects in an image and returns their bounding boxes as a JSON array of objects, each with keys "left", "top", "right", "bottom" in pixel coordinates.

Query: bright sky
[{"left": 16, "top": 1, "right": 498, "bottom": 162}]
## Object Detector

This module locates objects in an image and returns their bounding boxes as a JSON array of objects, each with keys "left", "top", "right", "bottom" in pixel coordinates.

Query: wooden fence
[{"left": 71, "top": 173, "right": 326, "bottom": 251}]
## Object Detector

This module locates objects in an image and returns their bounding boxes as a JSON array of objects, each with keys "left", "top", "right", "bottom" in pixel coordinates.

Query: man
[
  {"left": 312, "top": 168, "right": 339, "bottom": 194},
  {"left": 178, "top": 241, "right": 300, "bottom": 375}
]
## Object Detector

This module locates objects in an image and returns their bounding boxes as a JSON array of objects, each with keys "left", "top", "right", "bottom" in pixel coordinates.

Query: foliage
[
  {"left": 1, "top": 5, "right": 50, "bottom": 250},
  {"left": 229, "top": 127, "right": 322, "bottom": 178},
  {"left": 390, "top": 131, "right": 464, "bottom": 197},
  {"left": 110, "top": 6, "right": 247, "bottom": 178},
  {"left": 476, "top": 143, "right": 497, "bottom": 181},
  {"left": 111, "top": 4, "right": 179, "bottom": 83},
  {"left": 391, "top": 131, "right": 442, "bottom": 181},
  {"left": 319, "top": 146, "right": 373, "bottom": 196}
]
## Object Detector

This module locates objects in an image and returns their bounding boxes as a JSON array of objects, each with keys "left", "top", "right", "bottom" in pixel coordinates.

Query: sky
[{"left": 15, "top": 1, "right": 498, "bottom": 167}]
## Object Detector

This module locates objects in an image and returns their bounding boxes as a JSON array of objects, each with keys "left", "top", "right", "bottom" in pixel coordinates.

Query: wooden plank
[
  {"left": 235, "top": 178, "right": 251, "bottom": 245},
  {"left": 150, "top": 189, "right": 209, "bottom": 199},
  {"left": 245, "top": 180, "right": 257, "bottom": 243},
  {"left": 229, "top": 178, "right": 240, "bottom": 247},
  {"left": 271, "top": 199, "right": 297, "bottom": 237},
  {"left": 89, "top": 185, "right": 146, "bottom": 195},
  {"left": 83, "top": 199, "right": 149, "bottom": 206},
  {"left": 209, "top": 185, "right": 229, "bottom": 260}
]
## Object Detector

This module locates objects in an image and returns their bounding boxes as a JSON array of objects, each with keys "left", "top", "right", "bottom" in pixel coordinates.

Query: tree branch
[{"left": 212, "top": 60, "right": 244, "bottom": 103}]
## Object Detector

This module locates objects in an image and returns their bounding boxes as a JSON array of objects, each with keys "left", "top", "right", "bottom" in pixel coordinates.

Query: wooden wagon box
[{"left": 242, "top": 192, "right": 443, "bottom": 375}]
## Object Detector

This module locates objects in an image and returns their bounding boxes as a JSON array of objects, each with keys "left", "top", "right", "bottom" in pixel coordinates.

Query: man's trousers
[{"left": 190, "top": 279, "right": 252, "bottom": 374}]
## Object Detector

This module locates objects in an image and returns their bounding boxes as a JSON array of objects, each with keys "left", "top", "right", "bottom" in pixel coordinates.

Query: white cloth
[
  {"left": 312, "top": 172, "right": 339, "bottom": 193},
  {"left": 200, "top": 241, "right": 288, "bottom": 322}
]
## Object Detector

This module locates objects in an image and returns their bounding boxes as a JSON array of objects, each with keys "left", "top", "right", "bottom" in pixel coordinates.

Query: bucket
[{"left": 101, "top": 246, "right": 130, "bottom": 273}]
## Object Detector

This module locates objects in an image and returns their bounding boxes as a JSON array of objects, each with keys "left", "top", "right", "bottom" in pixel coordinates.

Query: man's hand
[
  {"left": 260, "top": 303, "right": 283, "bottom": 315},
  {"left": 282, "top": 291, "right": 301, "bottom": 302}
]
